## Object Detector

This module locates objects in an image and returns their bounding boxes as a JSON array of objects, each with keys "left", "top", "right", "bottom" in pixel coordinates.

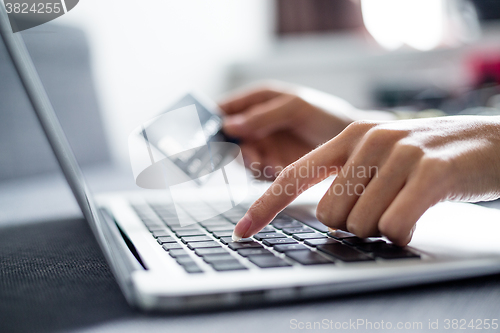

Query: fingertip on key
[{"left": 232, "top": 214, "right": 252, "bottom": 241}]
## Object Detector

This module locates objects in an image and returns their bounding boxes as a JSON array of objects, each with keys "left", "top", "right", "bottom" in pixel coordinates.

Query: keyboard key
[
  {"left": 222, "top": 216, "right": 241, "bottom": 223},
  {"left": 131, "top": 204, "right": 149, "bottom": 211},
  {"left": 304, "top": 238, "right": 340, "bottom": 247},
  {"left": 248, "top": 255, "right": 292, "bottom": 268},
  {"left": 372, "top": 244, "right": 420, "bottom": 260},
  {"left": 152, "top": 230, "right": 170, "bottom": 238},
  {"left": 175, "top": 230, "right": 206, "bottom": 237},
  {"left": 271, "top": 220, "right": 302, "bottom": 229},
  {"left": 200, "top": 220, "right": 231, "bottom": 227},
  {"left": 162, "top": 243, "right": 183, "bottom": 251},
  {"left": 183, "top": 264, "right": 203, "bottom": 274},
  {"left": 228, "top": 242, "right": 264, "bottom": 250},
  {"left": 202, "top": 254, "right": 237, "bottom": 264},
  {"left": 186, "top": 208, "right": 216, "bottom": 215},
  {"left": 282, "top": 227, "right": 314, "bottom": 235},
  {"left": 236, "top": 248, "right": 273, "bottom": 257},
  {"left": 352, "top": 242, "right": 387, "bottom": 253},
  {"left": 153, "top": 210, "right": 174, "bottom": 217},
  {"left": 159, "top": 212, "right": 178, "bottom": 219},
  {"left": 151, "top": 203, "right": 174, "bottom": 209},
  {"left": 187, "top": 241, "right": 221, "bottom": 250},
  {"left": 156, "top": 236, "right": 176, "bottom": 244},
  {"left": 274, "top": 214, "right": 293, "bottom": 221},
  {"left": 169, "top": 249, "right": 189, "bottom": 258},
  {"left": 181, "top": 236, "right": 213, "bottom": 243},
  {"left": 162, "top": 218, "right": 181, "bottom": 226},
  {"left": 285, "top": 250, "right": 334, "bottom": 265},
  {"left": 211, "top": 261, "right": 248, "bottom": 271},
  {"left": 153, "top": 209, "right": 175, "bottom": 215},
  {"left": 195, "top": 247, "right": 229, "bottom": 256},
  {"left": 262, "top": 238, "right": 298, "bottom": 246},
  {"left": 342, "top": 238, "right": 386, "bottom": 252},
  {"left": 223, "top": 210, "right": 245, "bottom": 218},
  {"left": 253, "top": 229, "right": 277, "bottom": 236},
  {"left": 212, "top": 231, "right": 234, "bottom": 239},
  {"left": 220, "top": 237, "right": 253, "bottom": 245},
  {"left": 169, "top": 225, "right": 202, "bottom": 231},
  {"left": 147, "top": 226, "right": 167, "bottom": 232},
  {"left": 176, "top": 256, "right": 196, "bottom": 265},
  {"left": 317, "top": 243, "right": 374, "bottom": 262},
  {"left": 205, "top": 225, "right": 234, "bottom": 232},
  {"left": 298, "top": 219, "right": 329, "bottom": 233},
  {"left": 273, "top": 244, "right": 309, "bottom": 252},
  {"left": 327, "top": 229, "right": 356, "bottom": 239},
  {"left": 200, "top": 219, "right": 234, "bottom": 228},
  {"left": 165, "top": 222, "right": 182, "bottom": 228},
  {"left": 141, "top": 217, "right": 161, "bottom": 223},
  {"left": 260, "top": 226, "right": 276, "bottom": 232},
  {"left": 141, "top": 217, "right": 162, "bottom": 224},
  {"left": 342, "top": 237, "right": 385, "bottom": 246},
  {"left": 254, "top": 233, "right": 286, "bottom": 241},
  {"left": 292, "top": 233, "right": 328, "bottom": 241}
]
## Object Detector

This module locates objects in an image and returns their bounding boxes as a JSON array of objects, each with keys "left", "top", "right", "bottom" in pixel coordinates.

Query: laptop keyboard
[{"left": 131, "top": 203, "right": 420, "bottom": 274}]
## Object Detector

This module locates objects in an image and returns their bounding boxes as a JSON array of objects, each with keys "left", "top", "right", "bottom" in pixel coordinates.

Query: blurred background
[{"left": 1, "top": 0, "right": 500, "bottom": 224}]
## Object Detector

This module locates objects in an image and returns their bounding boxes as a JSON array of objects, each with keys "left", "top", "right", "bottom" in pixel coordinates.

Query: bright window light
[{"left": 361, "top": 0, "right": 445, "bottom": 51}]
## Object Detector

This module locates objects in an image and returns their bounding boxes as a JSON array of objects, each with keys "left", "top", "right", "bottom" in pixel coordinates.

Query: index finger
[
  {"left": 232, "top": 137, "right": 351, "bottom": 240},
  {"left": 219, "top": 88, "right": 281, "bottom": 115}
]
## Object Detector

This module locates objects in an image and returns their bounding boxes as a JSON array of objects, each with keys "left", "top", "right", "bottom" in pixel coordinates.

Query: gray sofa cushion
[{"left": 0, "top": 23, "right": 110, "bottom": 180}]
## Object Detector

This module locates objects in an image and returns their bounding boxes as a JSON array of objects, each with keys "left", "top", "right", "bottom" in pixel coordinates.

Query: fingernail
[
  {"left": 232, "top": 214, "right": 252, "bottom": 242},
  {"left": 224, "top": 115, "right": 245, "bottom": 129}
]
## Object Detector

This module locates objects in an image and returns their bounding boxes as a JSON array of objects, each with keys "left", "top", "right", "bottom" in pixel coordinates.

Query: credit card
[{"left": 143, "top": 92, "right": 236, "bottom": 184}]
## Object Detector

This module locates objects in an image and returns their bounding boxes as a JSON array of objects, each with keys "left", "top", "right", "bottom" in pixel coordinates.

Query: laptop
[{"left": 2, "top": 3, "right": 500, "bottom": 311}]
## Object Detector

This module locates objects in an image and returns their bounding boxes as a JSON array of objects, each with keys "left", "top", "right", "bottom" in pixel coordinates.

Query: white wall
[
  {"left": 229, "top": 25, "right": 500, "bottom": 111},
  {"left": 57, "top": 0, "right": 274, "bottom": 166}
]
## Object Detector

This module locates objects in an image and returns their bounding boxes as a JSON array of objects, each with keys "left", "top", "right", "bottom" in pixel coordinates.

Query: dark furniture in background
[
  {"left": 276, "top": 0, "right": 500, "bottom": 36},
  {"left": 276, "top": 0, "right": 363, "bottom": 35}
]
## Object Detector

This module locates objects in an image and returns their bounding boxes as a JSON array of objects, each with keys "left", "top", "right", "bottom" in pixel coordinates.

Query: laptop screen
[{"left": 0, "top": 3, "right": 111, "bottom": 241}]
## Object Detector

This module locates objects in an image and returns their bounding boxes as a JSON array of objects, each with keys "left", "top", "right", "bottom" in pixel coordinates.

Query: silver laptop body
[{"left": 3, "top": 3, "right": 500, "bottom": 311}]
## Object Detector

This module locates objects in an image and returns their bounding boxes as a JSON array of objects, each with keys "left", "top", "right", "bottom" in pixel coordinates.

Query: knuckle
[
  {"left": 363, "top": 127, "right": 401, "bottom": 148},
  {"left": 346, "top": 219, "right": 371, "bottom": 238},
  {"left": 346, "top": 219, "right": 362, "bottom": 237},
  {"left": 420, "top": 156, "right": 450, "bottom": 176},
  {"left": 276, "top": 161, "right": 298, "bottom": 183},
  {"left": 281, "top": 94, "right": 309, "bottom": 122},
  {"left": 315, "top": 207, "right": 328, "bottom": 225},
  {"left": 378, "top": 216, "right": 392, "bottom": 234},
  {"left": 392, "top": 141, "right": 424, "bottom": 160},
  {"left": 417, "top": 157, "right": 453, "bottom": 195},
  {"left": 344, "top": 120, "right": 377, "bottom": 135},
  {"left": 316, "top": 199, "right": 343, "bottom": 228},
  {"left": 352, "top": 127, "right": 404, "bottom": 164},
  {"left": 378, "top": 216, "right": 409, "bottom": 245},
  {"left": 316, "top": 198, "right": 330, "bottom": 223}
]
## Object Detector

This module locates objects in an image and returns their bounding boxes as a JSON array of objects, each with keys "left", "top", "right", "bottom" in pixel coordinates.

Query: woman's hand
[
  {"left": 220, "top": 83, "right": 393, "bottom": 180},
  {"left": 232, "top": 116, "right": 500, "bottom": 246}
]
